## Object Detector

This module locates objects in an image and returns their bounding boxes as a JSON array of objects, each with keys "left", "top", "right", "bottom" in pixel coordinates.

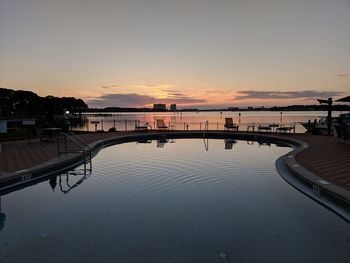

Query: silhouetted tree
[{"left": 0, "top": 88, "right": 88, "bottom": 119}]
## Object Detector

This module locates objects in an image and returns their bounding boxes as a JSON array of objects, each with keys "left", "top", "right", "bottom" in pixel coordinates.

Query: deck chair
[
  {"left": 276, "top": 123, "right": 295, "bottom": 133},
  {"left": 224, "top": 118, "right": 239, "bottom": 131},
  {"left": 135, "top": 120, "right": 148, "bottom": 131},
  {"left": 257, "top": 125, "right": 272, "bottom": 132},
  {"left": 156, "top": 119, "right": 169, "bottom": 130}
]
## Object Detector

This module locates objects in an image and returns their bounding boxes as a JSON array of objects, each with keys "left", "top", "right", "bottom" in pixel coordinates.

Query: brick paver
[
  {"left": 0, "top": 132, "right": 349, "bottom": 191},
  {"left": 291, "top": 134, "right": 350, "bottom": 191}
]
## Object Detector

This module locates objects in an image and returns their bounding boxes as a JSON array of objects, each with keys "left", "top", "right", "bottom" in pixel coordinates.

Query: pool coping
[
  {"left": 1, "top": 131, "right": 350, "bottom": 208},
  {"left": 276, "top": 156, "right": 350, "bottom": 222}
]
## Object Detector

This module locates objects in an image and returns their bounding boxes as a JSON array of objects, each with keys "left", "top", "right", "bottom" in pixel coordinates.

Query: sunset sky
[{"left": 0, "top": 0, "right": 349, "bottom": 108}]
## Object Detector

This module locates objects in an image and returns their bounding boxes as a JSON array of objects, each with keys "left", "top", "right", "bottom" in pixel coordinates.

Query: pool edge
[{"left": 1, "top": 131, "right": 350, "bottom": 209}]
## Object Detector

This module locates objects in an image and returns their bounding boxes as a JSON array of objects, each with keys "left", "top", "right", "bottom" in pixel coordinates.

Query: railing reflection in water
[{"left": 0, "top": 136, "right": 291, "bottom": 232}]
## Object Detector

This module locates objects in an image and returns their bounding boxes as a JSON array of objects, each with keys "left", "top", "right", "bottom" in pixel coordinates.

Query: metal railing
[
  {"left": 57, "top": 132, "right": 92, "bottom": 170},
  {"left": 203, "top": 120, "right": 209, "bottom": 138},
  {"left": 74, "top": 120, "right": 299, "bottom": 133}
]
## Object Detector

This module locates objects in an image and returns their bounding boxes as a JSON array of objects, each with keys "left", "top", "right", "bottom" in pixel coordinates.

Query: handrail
[
  {"left": 75, "top": 119, "right": 303, "bottom": 133},
  {"left": 203, "top": 120, "right": 209, "bottom": 151},
  {"left": 58, "top": 132, "right": 92, "bottom": 170},
  {"left": 67, "top": 131, "right": 92, "bottom": 162},
  {"left": 203, "top": 120, "right": 209, "bottom": 138},
  {"left": 59, "top": 170, "right": 90, "bottom": 194}
]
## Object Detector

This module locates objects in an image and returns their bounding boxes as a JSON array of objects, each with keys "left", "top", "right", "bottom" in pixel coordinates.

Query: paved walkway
[
  {"left": 0, "top": 132, "right": 349, "bottom": 191},
  {"left": 0, "top": 133, "right": 118, "bottom": 172},
  {"left": 292, "top": 134, "right": 350, "bottom": 191}
]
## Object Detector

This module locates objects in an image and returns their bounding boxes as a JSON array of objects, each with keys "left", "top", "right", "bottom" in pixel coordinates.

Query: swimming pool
[{"left": 0, "top": 138, "right": 349, "bottom": 262}]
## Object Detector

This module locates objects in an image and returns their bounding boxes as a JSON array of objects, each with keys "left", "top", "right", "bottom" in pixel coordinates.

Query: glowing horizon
[{"left": 0, "top": 0, "right": 349, "bottom": 109}]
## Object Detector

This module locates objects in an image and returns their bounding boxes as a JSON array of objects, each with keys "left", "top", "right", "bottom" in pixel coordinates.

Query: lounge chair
[
  {"left": 257, "top": 125, "right": 271, "bottom": 132},
  {"left": 276, "top": 123, "right": 295, "bottom": 133},
  {"left": 135, "top": 120, "right": 149, "bottom": 131},
  {"left": 224, "top": 118, "right": 239, "bottom": 131},
  {"left": 156, "top": 119, "right": 169, "bottom": 130}
]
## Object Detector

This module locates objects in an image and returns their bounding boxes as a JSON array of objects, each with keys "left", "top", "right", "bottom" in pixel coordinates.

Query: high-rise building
[
  {"left": 153, "top": 104, "right": 166, "bottom": 111},
  {"left": 170, "top": 104, "right": 176, "bottom": 111}
]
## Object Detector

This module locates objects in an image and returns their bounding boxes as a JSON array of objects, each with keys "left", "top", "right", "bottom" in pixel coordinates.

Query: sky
[{"left": 0, "top": 0, "right": 349, "bottom": 109}]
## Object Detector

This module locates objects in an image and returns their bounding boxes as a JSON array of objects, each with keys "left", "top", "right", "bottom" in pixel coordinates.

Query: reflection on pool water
[{"left": 0, "top": 139, "right": 349, "bottom": 262}]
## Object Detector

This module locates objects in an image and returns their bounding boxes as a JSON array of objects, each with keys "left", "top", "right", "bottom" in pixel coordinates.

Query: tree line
[{"left": 0, "top": 87, "right": 88, "bottom": 119}]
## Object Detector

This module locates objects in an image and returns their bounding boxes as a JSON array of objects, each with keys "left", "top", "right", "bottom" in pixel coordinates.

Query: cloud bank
[
  {"left": 87, "top": 93, "right": 206, "bottom": 108},
  {"left": 101, "top": 84, "right": 118, "bottom": 89},
  {"left": 337, "top": 73, "right": 350, "bottom": 77},
  {"left": 234, "top": 90, "right": 344, "bottom": 100},
  {"left": 205, "top": 90, "right": 232, "bottom": 94}
]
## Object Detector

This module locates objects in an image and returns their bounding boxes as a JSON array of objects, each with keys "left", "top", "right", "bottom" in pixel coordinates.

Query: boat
[
  {"left": 301, "top": 116, "right": 339, "bottom": 133},
  {"left": 301, "top": 113, "right": 350, "bottom": 133}
]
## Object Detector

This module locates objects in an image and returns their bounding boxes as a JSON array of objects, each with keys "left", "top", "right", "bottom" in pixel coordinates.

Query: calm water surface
[{"left": 0, "top": 139, "right": 349, "bottom": 262}]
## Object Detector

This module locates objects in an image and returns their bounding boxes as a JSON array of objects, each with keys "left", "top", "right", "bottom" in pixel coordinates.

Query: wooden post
[{"left": 125, "top": 120, "right": 127, "bottom": 131}]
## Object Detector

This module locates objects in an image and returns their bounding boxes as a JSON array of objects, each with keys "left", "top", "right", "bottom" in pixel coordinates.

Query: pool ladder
[
  {"left": 203, "top": 120, "right": 209, "bottom": 151},
  {"left": 57, "top": 132, "right": 92, "bottom": 171}
]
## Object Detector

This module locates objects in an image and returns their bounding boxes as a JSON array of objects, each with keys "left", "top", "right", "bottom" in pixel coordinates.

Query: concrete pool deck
[{"left": 0, "top": 131, "right": 349, "bottom": 203}]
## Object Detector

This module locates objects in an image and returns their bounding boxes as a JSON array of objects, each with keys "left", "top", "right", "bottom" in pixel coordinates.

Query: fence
[{"left": 73, "top": 119, "right": 300, "bottom": 133}]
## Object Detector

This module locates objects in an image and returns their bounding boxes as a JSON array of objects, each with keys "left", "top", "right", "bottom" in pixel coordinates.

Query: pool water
[{"left": 0, "top": 139, "right": 349, "bottom": 262}]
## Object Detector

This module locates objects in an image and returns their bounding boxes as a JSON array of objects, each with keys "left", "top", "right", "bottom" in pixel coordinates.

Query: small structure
[
  {"left": 90, "top": 121, "right": 100, "bottom": 132},
  {"left": 170, "top": 104, "right": 176, "bottom": 111},
  {"left": 0, "top": 118, "right": 36, "bottom": 134},
  {"left": 153, "top": 104, "right": 166, "bottom": 111}
]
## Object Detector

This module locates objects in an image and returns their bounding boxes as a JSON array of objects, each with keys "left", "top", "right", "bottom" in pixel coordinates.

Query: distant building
[
  {"left": 170, "top": 104, "right": 177, "bottom": 111},
  {"left": 153, "top": 104, "right": 166, "bottom": 111}
]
